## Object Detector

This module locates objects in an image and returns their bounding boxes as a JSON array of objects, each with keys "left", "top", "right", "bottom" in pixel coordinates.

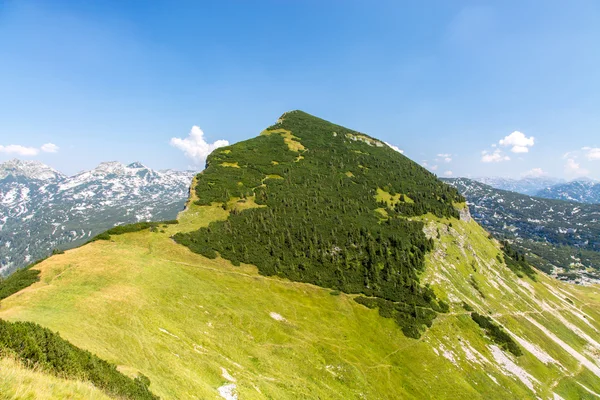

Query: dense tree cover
[
  {"left": 89, "top": 220, "right": 178, "bottom": 242},
  {"left": 355, "top": 294, "right": 448, "bottom": 338},
  {"left": 0, "top": 260, "right": 42, "bottom": 301},
  {"left": 471, "top": 313, "right": 522, "bottom": 356},
  {"left": 0, "top": 320, "right": 157, "bottom": 399},
  {"left": 175, "top": 111, "right": 464, "bottom": 337},
  {"left": 500, "top": 240, "right": 536, "bottom": 280}
]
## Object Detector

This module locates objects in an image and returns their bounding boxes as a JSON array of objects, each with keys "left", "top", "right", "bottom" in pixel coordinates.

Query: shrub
[
  {"left": 0, "top": 262, "right": 42, "bottom": 301},
  {"left": 0, "top": 319, "right": 157, "bottom": 399},
  {"left": 471, "top": 312, "right": 522, "bottom": 356}
]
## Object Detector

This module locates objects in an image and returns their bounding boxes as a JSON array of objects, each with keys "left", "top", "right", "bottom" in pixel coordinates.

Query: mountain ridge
[
  {"left": 1, "top": 112, "right": 600, "bottom": 399},
  {"left": 0, "top": 160, "right": 194, "bottom": 274},
  {"left": 444, "top": 177, "right": 600, "bottom": 284}
]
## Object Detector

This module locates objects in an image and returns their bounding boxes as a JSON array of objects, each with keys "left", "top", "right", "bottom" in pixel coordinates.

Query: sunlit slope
[
  {"left": 1, "top": 111, "right": 600, "bottom": 399},
  {"left": 0, "top": 357, "right": 111, "bottom": 400}
]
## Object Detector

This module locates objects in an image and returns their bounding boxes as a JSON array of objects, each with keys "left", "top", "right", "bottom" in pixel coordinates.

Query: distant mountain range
[
  {"left": 444, "top": 177, "right": 600, "bottom": 283},
  {"left": 473, "top": 176, "right": 564, "bottom": 196},
  {"left": 0, "top": 159, "right": 195, "bottom": 275},
  {"left": 473, "top": 176, "right": 600, "bottom": 204}
]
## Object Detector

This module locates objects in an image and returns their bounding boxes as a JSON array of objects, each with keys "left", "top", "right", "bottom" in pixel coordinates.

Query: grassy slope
[
  {"left": 0, "top": 357, "right": 110, "bottom": 400},
  {"left": 1, "top": 118, "right": 600, "bottom": 399}
]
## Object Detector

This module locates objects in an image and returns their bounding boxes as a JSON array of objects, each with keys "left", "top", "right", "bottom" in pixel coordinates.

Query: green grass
[
  {"left": 1, "top": 112, "right": 600, "bottom": 398},
  {"left": 2, "top": 203, "right": 599, "bottom": 399}
]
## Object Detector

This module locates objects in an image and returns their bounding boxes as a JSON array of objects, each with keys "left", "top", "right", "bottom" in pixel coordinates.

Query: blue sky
[{"left": 1, "top": 0, "right": 600, "bottom": 179}]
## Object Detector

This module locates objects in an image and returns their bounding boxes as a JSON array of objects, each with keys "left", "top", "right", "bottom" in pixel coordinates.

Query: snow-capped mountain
[
  {"left": 473, "top": 176, "right": 564, "bottom": 196},
  {"left": 0, "top": 159, "right": 196, "bottom": 275},
  {"left": 535, "top": 179, "right": 600, "bottom": 204},
  {"left": 444, "top": 177, "right": 600, "bottom": 283},
  {"left": 0, "top": 159, "right": 65, "bottom": 181}
]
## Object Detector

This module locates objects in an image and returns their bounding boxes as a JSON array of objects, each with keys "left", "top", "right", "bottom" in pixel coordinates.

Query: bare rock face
[{"left": 459, "top": 206, "right": 472, "bottom": 222}]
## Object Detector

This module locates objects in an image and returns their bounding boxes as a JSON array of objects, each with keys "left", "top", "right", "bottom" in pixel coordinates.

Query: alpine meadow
[{"left": 1, "top": 111, "right": 600, "bottom": 399}]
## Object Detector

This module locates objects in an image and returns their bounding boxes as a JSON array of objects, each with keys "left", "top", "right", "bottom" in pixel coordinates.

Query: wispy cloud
[
  {"left": 565, "top": 158, "right": 589, "bottom": 177},
  {"left": 170, "top": 126, "right": 229, "bottom": 164},
  {"left": 582, "top": 147, "right": 600, "bottom": 161},
  {"left": 481, "top": 148, "right": 510, "bottom": 163},
  {"left": 436, "top": 153, "right": 452, "bottom": 163},
  {"left": 41, "top": 143, "right": 59, "bottom": 153},
  {"left": 0, "top": 143, "right": 59, "bottom": 156},
  {"left": 521, "top": 168, "right": 545, "bottom": 178}
]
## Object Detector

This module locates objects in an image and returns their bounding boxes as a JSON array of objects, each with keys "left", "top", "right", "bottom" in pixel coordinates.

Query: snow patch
[
  {"left": 269, "top": 312, "right": 286, "bottom": 321},
  {"left": 503, "top": 327, "right": 560, "bottom": 366},
  {"left": 489, "top": 345, "right": 539, "bottom": 392},
  {"left": 218, "top": 383, "right": 238, "bottom": 400},
  {"left": 221, "top": 367, "right": 236, "bottom": 382},
  {"left": 461, "top": 341, "right": 490, "bottom": 366},
  {"left": 578, "top": 383, "right": 600, "bottom": 398},
  {"left": 486, "top": 373, "right": 499, "bottom": 385},
  {"left": 524, "top": 316, "right": 600, "bottom": 379},
  {"left": 439, "top": 343, "right": 458, "bottom": 366},
  {"left": 159, "top": 328, "right": 180, "bottom": 339}
]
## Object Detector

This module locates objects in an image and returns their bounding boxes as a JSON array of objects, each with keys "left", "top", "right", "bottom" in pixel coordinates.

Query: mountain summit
[
  {"left": 0, "top": 159, "right": 64, "bottom": 181},
  {"left": 1, "top": 111, "right": 600, "bottom": 399}
]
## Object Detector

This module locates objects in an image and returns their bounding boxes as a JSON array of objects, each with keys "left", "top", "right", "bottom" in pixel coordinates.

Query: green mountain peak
[{"left": 1, "top": 112, "right": 600, "bottom": 399}]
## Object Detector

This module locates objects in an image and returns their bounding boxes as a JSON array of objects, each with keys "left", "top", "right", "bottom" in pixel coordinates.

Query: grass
[
  {"left": 2, "top": 202, "right": 599, "bottom": 399},
  {"left": 375, "top": 188, "right": 414, "bottom": 206},
  {"left": 1, "top": 115, "right": 600, "bottom": 398},
  {"left": 261, "top": 128, "right": 306, "bottom": 152},
  {"left": 220, "top": 162, "right": 240, "bottom": 168},
  {"left": 0, "top": 356, "right": 111, "bottom": 400}
]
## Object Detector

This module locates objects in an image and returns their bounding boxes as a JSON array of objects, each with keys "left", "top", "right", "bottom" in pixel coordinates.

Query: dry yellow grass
[
  {"left": 0, "top": 357, "right": 110, "bottom": 400},
  {"left": 261, "top": 128, "right": 306, "bottom": 152}
]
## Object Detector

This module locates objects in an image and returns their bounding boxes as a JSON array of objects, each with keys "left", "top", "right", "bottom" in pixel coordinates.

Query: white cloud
[
  {"left": 41, "top": 143, "right": 59, "bottom": 153},
  {"left": 522, "top": 168, "right": 545, "bottom": 178},
  {"left": 481, "top": 148, "right": 510, "bottom": 163},
  {"left": 0, "top": 144, "right": 40, "bottom": 156},
  {"left": 385, "top": 142, "right": 404, "bottom": 154},
  {"left": 499, "top": 131, "right": 535, "bottom": 153},
  {"left": 443, "top": 170, "right": 453, "bottom": 177},
  {"left": 0, "top": 142, "right": 61, "bottom": 156},
  {"left": 430, "top": 165, "right": 439, "bottom": 171},
  {"left": 583, "top": 147, "right": 600, "bottom": 161},
  {"left": 436, "top": 153, "right": 452, "bottom": 163},
  {"left": 565, "top": 158, "right": 589, "bottom": 177},
  {"left": 170, "top": 125, "right": 229, "bottom": 164}
]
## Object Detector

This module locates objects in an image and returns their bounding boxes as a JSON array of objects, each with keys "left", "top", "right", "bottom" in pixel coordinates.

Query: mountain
[
  {"left": 2, "top": 111, "right": 600, "bottom": 399},
  {"left": 0, "top": 158, "right": 65, "bottom": 181},
  {"left": 0, "top": 159, "right": 195, "bottom": 275},
  {"left": 444, "top": 177, "right": 600, "bottom": 283},
  {"left": 536, "top": 179, "right": 600, "bottom": 204},
  {"left": 473, "top": 176, "right": 564, "bottom": 196}
]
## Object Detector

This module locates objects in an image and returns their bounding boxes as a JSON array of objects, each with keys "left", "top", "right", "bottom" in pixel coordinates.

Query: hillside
[
  {"left": 445, "top": 177, "right": 600, "bottom": 283},
  {"left": 0, "top": 159, "right": 194, "bottom": 275},
  {"left": 536, "top": 180, "right": 600, "bottom": 204},
  {"left": 1, "top": 111, "right": 600, "bottom": 399}
]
